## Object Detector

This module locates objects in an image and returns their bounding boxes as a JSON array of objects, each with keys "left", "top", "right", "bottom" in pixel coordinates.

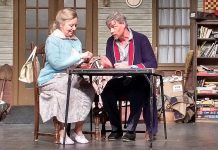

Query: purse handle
[
  {"left": 24, "top": 46, "right": 37, "bottom": 64},
  {"left": 0, "top": 79, "right": 6, "bottom": 100},
  {"left": 174, "top": 70, "right": 183, "bottom": 77}
]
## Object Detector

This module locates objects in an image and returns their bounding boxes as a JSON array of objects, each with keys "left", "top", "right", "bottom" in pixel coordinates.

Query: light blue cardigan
[{"left": 37, "top": 29, "right": 82, "bottom": 86}]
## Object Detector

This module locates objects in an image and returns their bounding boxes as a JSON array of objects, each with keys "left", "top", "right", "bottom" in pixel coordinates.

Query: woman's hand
[{"left": 81, "top": 51, "right": 93, "bottom": 62}]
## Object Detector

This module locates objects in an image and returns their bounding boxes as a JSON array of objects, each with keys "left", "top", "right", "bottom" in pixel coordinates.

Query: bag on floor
[{"left": 163, "top": 70, "right": 184, "bottom": 97}]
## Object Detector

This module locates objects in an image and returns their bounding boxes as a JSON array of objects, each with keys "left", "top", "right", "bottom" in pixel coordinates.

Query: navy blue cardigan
[{"left": 106, "top": 29, "right": 157, "bottom": 69}]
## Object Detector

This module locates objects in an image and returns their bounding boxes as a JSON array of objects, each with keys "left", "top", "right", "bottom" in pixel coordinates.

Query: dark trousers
[
  {"left": 101, "top": 76, "right": 158, "bottom": 133},
  {"left": 143, "top": 96, "right": 158, "bottom": 135}
]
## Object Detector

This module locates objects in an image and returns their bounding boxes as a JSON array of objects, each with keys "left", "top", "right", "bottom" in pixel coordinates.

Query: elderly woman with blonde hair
[{"left": 38, "top": 8, "right": 95, "bottom": 145}]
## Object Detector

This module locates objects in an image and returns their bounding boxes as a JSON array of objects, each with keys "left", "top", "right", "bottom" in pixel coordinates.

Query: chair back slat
[{"left": 31, "top": 43, "right": 46, "bottom": 85}]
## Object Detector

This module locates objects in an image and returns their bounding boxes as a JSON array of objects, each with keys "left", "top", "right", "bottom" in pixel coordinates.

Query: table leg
[
  {"left": 63, "top": 73, "right": 72, "bottom": 146},
  {"left": 144, "top": 74, "right": 153, "bottom": 148},
  {"left": 149, "top": 75, "right": 154, "bottom": 148},
  {"left": 160, "top": 75, "right": 167, "bottom": 139}
]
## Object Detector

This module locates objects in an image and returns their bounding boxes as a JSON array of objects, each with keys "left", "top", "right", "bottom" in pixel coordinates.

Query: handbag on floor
[{"left": 19, "top": 46, "right": 38, "bottom": 83}]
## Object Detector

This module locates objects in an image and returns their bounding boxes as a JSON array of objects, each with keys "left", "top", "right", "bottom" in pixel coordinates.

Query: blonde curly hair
[{"left": 49, "top": 8, "right": 78, "bottom": 34}]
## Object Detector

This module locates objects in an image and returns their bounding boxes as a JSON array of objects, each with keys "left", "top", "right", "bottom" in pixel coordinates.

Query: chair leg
[
  {"left": 118, "top": 101, "right": 122, "bottom": 122},
  {"left": 124, "top": 100, "right": 128, "bottom": 129},
  {"left": 118, "top": 100, "right": 128, "bottom": 129},
  {"left": 53, "top": 117, "right": 60, "bottom": 144},
  {"left": 93, "top": 94, "right": 101, "bottom": 140},
  {"left": 101, "top": 123, "right": 106, "bottom": 139},
  {"left": 34, "top": 120, "right": 39, "bottom": 141},
  {"left": 66, "top": 123, "right": 71, "bottom": 136},
  {"left": 34, "top": 100, "right": 39, "bottom": 141},
  {"left": 94, "top": 116, "right": 101, "bottom": 140},
  {"left": 100, "top": 109, "right": 108, "bottom": 139}
]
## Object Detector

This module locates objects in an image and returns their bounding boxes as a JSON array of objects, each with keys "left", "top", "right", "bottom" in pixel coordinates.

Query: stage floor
[{"left": 0, "top": 122, "right": 218, "bottom": 150}]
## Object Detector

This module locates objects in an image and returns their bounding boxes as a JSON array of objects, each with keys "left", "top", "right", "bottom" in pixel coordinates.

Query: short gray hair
[{"left": 106, "top": 11, "right": 128, "bottom": 27}]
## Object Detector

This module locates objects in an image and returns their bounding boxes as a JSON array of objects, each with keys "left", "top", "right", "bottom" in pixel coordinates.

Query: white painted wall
[{"left": 0, "top": 0, "right": 13, "bottom": 65}]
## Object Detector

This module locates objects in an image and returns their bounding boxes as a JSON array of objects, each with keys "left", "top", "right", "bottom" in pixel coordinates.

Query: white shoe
[
  {"left": 59, "top": 135, "right": 74, "bottom": 145},
  {"left": 72, "top": 131, "right": 89, "bottom": 144}
]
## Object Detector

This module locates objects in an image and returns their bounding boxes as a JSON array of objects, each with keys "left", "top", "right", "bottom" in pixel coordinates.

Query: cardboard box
[{"left": 163, "top": 81, "right": 183, "bottom": 97}]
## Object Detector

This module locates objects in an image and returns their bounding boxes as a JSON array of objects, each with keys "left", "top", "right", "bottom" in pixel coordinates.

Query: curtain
[{"left": 158, "top": 0, "right": 190, "bottom": 63}]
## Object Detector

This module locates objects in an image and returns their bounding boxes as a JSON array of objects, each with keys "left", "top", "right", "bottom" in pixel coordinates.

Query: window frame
[{"left": 153, "top": 0, "right": 196, "bottom": 70}]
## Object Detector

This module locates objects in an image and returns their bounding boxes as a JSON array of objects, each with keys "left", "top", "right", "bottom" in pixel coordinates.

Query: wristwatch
[{"left": 126, "top": 0, "right": 142, "bottom": 8}]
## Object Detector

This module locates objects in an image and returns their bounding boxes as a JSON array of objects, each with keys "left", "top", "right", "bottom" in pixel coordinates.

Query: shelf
[
  {"left": 194, "top": 19, "right": 218, "bottom": 121},
  {"left": 191, "top": 11, "right": 218, "bottom": 21},
  {"left": 197, "top": 93, "right": 218, "bottom": 96},
  {"left": 197, "top": 57, "right": 218, "bottom": 59},
  {"left": 197, "top": 72, "right": 218, "bottom": 76},
  {"left": 197, "top": 38, "right": 217, "bottom": 41}
]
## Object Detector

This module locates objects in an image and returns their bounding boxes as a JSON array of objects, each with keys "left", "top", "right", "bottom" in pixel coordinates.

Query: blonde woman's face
[{"left": 60, "top": 18, "right": 78, "bottom": 38}]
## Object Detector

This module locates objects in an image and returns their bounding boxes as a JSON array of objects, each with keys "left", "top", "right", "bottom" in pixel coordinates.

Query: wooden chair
[{"left": 32, "top": 43, "right": 71, "bottom": 143}]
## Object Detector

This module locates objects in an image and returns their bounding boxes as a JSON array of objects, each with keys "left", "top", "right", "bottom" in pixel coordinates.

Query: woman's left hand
[{"left": 81, "top": 51, "right": 93, "bottom": 62}]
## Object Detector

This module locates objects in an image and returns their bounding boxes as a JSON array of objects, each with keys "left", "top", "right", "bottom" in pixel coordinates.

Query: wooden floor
[{"left": 0, "top": 121, "right": 218, "bottom": 150}]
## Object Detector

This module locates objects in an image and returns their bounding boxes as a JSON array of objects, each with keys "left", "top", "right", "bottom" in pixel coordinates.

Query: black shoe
[
  {"left": 108, "top": 131, "right": 123, "bottom": 141},
  {"left": 122, "top": 131, "right": 136, "bottom": 142}
]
